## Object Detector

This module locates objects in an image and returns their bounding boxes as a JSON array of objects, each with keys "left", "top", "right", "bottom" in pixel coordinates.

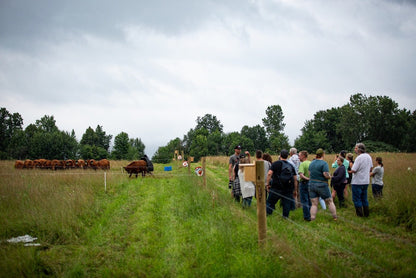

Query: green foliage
[
  {"left": 80, "top": 125, "right": 112, "bottom": 153},
  {"left": 190, "top": 134, "right": 208, "bottom": 161},
  {"left": 269, "top": 133, "right": 290, "bottom": 153},
  {"left": 195, "top": 114, "right": 223, "bottom": 133},
  {"left": 0, "top": 107, "right": 24, "bottom": 159},
  {"left": 80, "top": 144, "right": 108, "bottom": 160},
  {"left": 35, "top": 115, "right": 58, "bottom": 133},
  {"left": 111, "top": 132, "right": 130, "bottom": 160},
  {"left": 296, "top": 94, "right": 413, "bottom": 153},
  {"left": 152, "top": 137, "right": 183, "bottom": 163},
  {"left": 207, "top": 130, "right": 225, "bottom": 156},
  {"left": 28, "top": 130, "right": 78, "bottom": 160},
  {"left": 128, "top": 138, "right": 145, "bottom": 160},
  {"left": 294, "top": 120, "right": 331, "bottom": 153},
  {"left": 241, "top": 124, "right": 268, "bottom": 152},
  {"left": 262, "top": 105, "right": 285, "bottom": 136},
  {"left": 361, "top": 140, "right": 399, "bottom": 153},
  {"left": 152, "top": 146, "right": 172, "bottom": 164},
  {"left": 222, "top": 131, "right": 253, "bottom": 155}
]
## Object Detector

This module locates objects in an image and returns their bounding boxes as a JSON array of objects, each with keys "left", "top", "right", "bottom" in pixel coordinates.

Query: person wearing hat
[
  {"left": 229, "top": 145, "right": 242, "bottom": 203},
  {"left": 308, "top": 148, "right": 338, "bottom": 221}
]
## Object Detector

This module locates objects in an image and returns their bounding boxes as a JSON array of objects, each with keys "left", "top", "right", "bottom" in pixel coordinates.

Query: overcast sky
[{"left": 1, "top": 0, "right": 415, "bottom": 157}]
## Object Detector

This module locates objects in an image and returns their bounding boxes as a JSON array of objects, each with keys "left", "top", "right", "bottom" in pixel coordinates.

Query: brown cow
[
  {"left": 65, "top": 159, "right": 76, "bottom": 169},
  {"left": 33, "top": 159, "right": 42, "bottom": 168},
  {"left": 44, "top": 160, "right": 52, "bottom": 170},
  {"left": 23, "top": 159, "right": 34, "bottom": 169},
  {"left": 14, "top": 160, "right": 24, "bottom": 169},
  {"left": 76, "top": 159, "right": 86, "bottom": 169},
  {"left": 51, "top": 159, "right": 65, "bottom": 170},
  {"left": 87, "top": 159, "right": 98, "bottom": 170},
  {"left": 124, "top": 160, "right": 147, "bottom": 178},
  {"left": 33, "top": 159, "right": 48, "bottom": 169},
  {"left": 97, "top": 159, "right": 110, "bottom": 170}
]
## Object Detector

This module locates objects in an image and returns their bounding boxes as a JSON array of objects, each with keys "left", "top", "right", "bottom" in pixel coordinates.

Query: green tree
[
  {"left": 152, "top": 146, "right": 172, "bottom": 164},
  {"left": 80, "top": 126, "right": 111, "bottom": 158},
  {"left": 261, "top": 105, "right": 289, "bottom": 153},
  {"left": 195, "top": 114, "right": 223, "bottom": 133},
  {"left": 240, "top": 125, "right": 268, "bottom": 152},
  {"left": 128, "top": 138, "right": 145, "bottom": 160},
  {"left": 29, "top": 130, "right": 78, "bottom": 160},
  {"left": 0, "top": 108, "right": 24, "bottom": 159},
  {"left": 95, "top": 125, "right": 112, "bottom": 152},
  {"left": 80, "top": 127, "right": 97, "bottom": 146},
  {"left": 269, "top": 133, "right": 290, "bottom": 153},
  {"left": 112, "top": 132, "right": 130, "bottom": 160},
  {"left": 223, "top": 132, "right": 254, "bottom": 155},
  {"left": 294, "top": 120, "right": 331, "bottom": 153},
  {"left": 207, "top": 130, "right": 225, "bottom": 155},
  {"left": 405, "top": 110, "right": 416, "bottom": 152},
  {"left": 152, "top": 137, "right": 182, "bottom": 163},
  {"left": 313, "top": 108, "right": 344, "bottom": 152},
  {"left": 80, "top": 145, "right": 108, "bottom": 160},
  {"left": 7, "top": 129, "right": 28, "bottom": 159},
  {"left": 35, "top": 115, "right": 58, "bottom": 133},
  {"left": 262, "top": 105, "right": 285, "bottom": 137},
  {"left": 190, "top": 134, "right": 208, "bottom": 161}
]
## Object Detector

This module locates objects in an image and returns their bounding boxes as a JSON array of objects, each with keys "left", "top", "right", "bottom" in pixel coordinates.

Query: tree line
[
  {"left": 2, "top": 93, "right": 414, "bottom": 162},
  {"left": 0, "top": 109, "right": 145, "bottom": 160},
  {"left": 153, "top": 93, "right": 416, "bottom": 163}
]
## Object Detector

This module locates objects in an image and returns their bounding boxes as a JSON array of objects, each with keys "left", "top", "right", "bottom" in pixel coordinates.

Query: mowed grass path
[{"left": 52, "top": 172, "right": 283, "bottom": 277}]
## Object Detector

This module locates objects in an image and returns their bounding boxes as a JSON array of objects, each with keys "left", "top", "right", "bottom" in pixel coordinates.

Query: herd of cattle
[
  {"left": 14, "top": 158, "right": 111, "bottom": 170},
  {"left": 14, "top": 155, "right": 154, "bottom": 178}
]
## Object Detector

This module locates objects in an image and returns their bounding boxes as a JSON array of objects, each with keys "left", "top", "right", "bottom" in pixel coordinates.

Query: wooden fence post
[{"left": 255, "top": 160, "right": 266, "bottom": 247}]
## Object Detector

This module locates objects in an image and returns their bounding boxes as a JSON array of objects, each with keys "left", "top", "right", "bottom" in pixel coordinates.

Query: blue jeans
[
  {"left": 300, "top": 181, "right": 311, "bottom": 220},
  {"left": 266, "top": 188, "right": 293, "bottom": 217},
  {"left": 242, "top": 197, "right": 253, "bottom": 208},
  {"left": 372, "top": 184, "right": 383, "bottom": 198},
  {"left": 352, "top": 184, "right": 369, "bottom": 207}
]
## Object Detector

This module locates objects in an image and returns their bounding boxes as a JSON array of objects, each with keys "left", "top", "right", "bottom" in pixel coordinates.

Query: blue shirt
[{"left": 309, "top": 159, "right": 329, "bottom": 182}]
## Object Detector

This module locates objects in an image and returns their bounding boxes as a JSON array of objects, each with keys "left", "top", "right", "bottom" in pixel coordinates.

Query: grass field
[{"left": 1, "top": 154, "right": 415, "bottom": 277}]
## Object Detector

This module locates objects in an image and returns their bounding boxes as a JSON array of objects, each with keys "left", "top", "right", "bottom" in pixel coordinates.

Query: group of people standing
[{"left": 228, "top": 142, "right": 384, "bottom": 220}]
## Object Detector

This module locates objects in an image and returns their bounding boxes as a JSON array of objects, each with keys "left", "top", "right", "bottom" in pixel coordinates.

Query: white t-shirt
[
  {"left": 238, "top": 169, "right": 255, "bottom": 198},
  {"left": 351, "top": 153, "right": 372, "bottom": 185},
  {"left": 372, "top": 165, "right": 384, "bottom": 186}
]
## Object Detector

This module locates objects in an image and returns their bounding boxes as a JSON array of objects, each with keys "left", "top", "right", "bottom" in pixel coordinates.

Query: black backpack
[{"left": 277, "top": 161, "right": 294, "bottom": 188}]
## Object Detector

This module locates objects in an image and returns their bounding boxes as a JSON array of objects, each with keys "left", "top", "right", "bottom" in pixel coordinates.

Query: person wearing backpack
[{"left": 266, "top": 149, "right": 298, "bottom": 218}]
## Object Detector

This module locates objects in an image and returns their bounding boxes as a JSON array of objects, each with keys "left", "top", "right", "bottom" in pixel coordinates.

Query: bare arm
[
  {"left": 299, "top": 172, "right": 309, "bottom": 181},
  {"left": 228, "top": 163, "right": 233, "bottom": 180},
  {"left": 266, "top": 169, "right": 273, "bottom": 190},
  {"left": 293, "top": 176, "right": 298, "bottom": 197}
]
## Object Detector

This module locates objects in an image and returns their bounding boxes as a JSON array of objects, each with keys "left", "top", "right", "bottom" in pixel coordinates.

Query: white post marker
[{"left": 104, "top": 171, "right": 107, "bottom": 192}]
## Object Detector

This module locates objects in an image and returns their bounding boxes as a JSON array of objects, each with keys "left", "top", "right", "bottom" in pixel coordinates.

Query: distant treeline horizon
[{"left": 2, "top": 93, "right": 415, "bottom": 162}]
